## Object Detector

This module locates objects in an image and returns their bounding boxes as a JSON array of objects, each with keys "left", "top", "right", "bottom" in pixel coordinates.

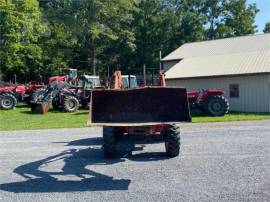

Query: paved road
[{"left": 0, "top": 120, "right": 270, "bottom": 202}]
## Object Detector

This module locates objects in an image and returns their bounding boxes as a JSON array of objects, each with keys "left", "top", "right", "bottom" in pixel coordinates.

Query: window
[{"left": 229, "top": 84, "right": 239, "bottom": 98}]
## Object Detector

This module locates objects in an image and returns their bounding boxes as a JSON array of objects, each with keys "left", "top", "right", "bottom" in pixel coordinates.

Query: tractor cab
[
  {"left": 66, "top": 68, "right": 78, "bottom": 85},
  {"left": 121, "top": 75, "right": 138, "bottom": 89},
  {"left": 78, "top": 75, "right": 101, "bottom": 89}
]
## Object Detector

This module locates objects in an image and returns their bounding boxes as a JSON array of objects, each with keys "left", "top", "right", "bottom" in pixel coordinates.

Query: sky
[{"left": 247, "top": 0, "right": 270, "bottom": 33}]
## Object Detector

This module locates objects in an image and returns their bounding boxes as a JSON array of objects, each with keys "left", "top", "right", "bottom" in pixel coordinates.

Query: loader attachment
[
  {"left": 88, "top": 87, "right": 191, "bottom": 126},
  {"left": 30, "top": 102, "right": 50, "bottom": 114}
]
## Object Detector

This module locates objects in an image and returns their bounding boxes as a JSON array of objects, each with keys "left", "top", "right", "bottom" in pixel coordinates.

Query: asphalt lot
[{"left": 0, "top": 120, "right": 270, "bottom": 202}]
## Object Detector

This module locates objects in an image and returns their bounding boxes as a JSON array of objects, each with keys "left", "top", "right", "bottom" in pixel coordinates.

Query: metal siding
[
  {"left": 166, "top": 74, "right": 270, "bottom": 113},
  {"left": 269, "top": 74, "right": 270, "bottom": 113},
  {"left": 165, "top": 50, "right": 270, "bottom": 79},
  {"left": 163, "top": 33, "right": 270, "bottom": 61}
]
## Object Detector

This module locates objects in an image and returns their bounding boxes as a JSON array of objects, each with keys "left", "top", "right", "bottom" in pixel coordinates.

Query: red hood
[{"left": 0, "top": 84, "right": 26, "bottom": 94}]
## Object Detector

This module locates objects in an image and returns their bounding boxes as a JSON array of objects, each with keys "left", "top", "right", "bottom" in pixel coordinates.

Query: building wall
[
  {"left": 166, "top": 74, "right": 270, "bottom": 113},
  {"left": 269, "top": 74, "right": 270, "bottom": 113}
]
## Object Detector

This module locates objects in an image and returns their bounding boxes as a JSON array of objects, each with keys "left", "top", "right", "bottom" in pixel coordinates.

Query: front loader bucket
[
  {"left": 88, "top": 87, "right": 191, "bottom": 126},
  {"left": 30, "top": 102, "right": 50, "bottom": 114}
]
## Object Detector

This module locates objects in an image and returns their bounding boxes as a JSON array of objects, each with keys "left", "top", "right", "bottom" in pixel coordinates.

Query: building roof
[{"left": 163, "top": 34, "right": 270, "bottom": 79}]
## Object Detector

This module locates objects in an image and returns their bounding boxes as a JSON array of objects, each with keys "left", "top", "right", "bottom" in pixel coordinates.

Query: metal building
[{"left": 162, "top": 34, "right": 270, "bottom": 113}]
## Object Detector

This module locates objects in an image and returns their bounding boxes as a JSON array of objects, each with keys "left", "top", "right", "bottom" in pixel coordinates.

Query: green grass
[
  {"left": 0, "top": 104, "right": 89, "bottom": 131},
  {"left": 191, "top": 110, "right": 270, "bottom": 123},
  {"left": 1, "top": 105, "right": 270, "bottom": 131}
]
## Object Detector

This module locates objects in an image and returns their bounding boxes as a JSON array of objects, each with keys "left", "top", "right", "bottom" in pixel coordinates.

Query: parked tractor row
[{"left": 1, "top": 69, "right": 229, "bottom": 117}]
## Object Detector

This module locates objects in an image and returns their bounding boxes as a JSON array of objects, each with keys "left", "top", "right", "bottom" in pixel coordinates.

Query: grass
[
  {"left": 191, "top": 110, "right": 270, "bottom": 123},
  {"left": 0, "top": 105, "right": 270, "bottom": 131},
  {"left": 0, "top": 104, "right": 89, "bottom": 131}
]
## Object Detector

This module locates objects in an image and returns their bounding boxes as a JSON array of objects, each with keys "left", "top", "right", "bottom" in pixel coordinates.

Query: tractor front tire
[
  {"left": 63, "top": 96, "right": 79, "bottom": 113},
  {"left": 204, "top": 95, "right": 229, "bottom": 116},
  {"left": 0, "top": 93, "right": 17, "bottom": 110},
  {"left": 103, "top": 126, "right": 116, "bottom": 158},
  {"left": 165, "top": 124, "right": 180, "bottom": 157}
]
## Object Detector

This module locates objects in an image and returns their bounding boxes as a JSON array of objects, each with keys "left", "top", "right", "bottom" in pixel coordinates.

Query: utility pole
[
  {"left": 143, "top": 64, "right": 146, "bottom": 86},
  {"left": 159, "top": 50, "right": 162, "bottom": 71}
]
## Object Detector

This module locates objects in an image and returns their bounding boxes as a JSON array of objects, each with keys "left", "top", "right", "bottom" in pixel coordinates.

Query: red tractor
[
  {"left": 30, "top": 74, "right": 103, "bottom": 114},
  {"left": 88, "top": 71, "right": 191, "bottom": 158},
  {"left": 0, "top": 82, "right": 27, "bottom": 110},
  {"left": 30, "top": 68, "right": 78, "bottom": 103},
  {"left": 0, "top": 69, "right": 78, "bottom": 110},
  {"left": 187, "top": 90, "right": 229, "bottom": 116}
]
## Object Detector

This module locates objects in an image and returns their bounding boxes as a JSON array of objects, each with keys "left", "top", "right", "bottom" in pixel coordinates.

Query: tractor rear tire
[
  {"left": 103, "top": 126, "right": 116, "bottom": 158},
  {"left": 204, "top": 95, "right": 229, "bottom": 116},
  {"left": 0, "top": 93, "right": 17, "bottom": 110},
  {"left": 63, "top": 95, "right": 79, "bottom": 113},
  {"left": 165, "top": 124, "right": 180, "bottom": 157}
]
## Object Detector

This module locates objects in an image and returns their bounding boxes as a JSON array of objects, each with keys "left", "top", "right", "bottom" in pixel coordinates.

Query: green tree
[
  {"left": 203, "top": 0, "right": 224, "bottom": 39},
  {"left": 203, "top": 0, "right": 258, "bottom": 39},
  {"left": 40, "top": 22, "right": 76, "bottom": 78},
  {"left": 216, "top": 0, "right": 258, "bottom": 38},
  {"left": 130, "top": 0, "right": 204, "bottom": 70},
  {"left": 131, "top": 0, "right": 177, "bottom": 69},
  {"left": 0, "top": 0, "right": 45, "bottom": 82},
  {"left": 263, "top": 22, "right": 270, "bottom": 33},
  {"left": 45, "top": 0, "right": 137, "bottom": 76}
]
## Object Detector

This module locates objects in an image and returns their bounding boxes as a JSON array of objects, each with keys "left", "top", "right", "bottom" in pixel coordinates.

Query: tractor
[
  {"left": 188, "top": 90, "right": 229, "bottom": 116},
  {"left": 30, "top": 68, "right": 78, "bottom": 103},
  {"left": 0, "top": 82, "right": 27, "bottom": 110},
  {"left": 50, "top": 75, "right": 102, "bottom": 112},
  {"left": 88, "top": 71, "right": 191, "bottom": 158},
  {"left": 30, "top": 74, "right": 102, "bottom": 114},
  {"left": 31, "top": 80, "right": 80, "bottom": 113}
]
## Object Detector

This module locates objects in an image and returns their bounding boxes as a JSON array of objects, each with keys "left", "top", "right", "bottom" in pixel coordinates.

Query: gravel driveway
[{"left": 0, "top": 120, "right": 270, "bottom": 202}]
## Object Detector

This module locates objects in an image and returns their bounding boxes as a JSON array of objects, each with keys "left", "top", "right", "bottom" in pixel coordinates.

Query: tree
[
  {"left": 203, "top": 0, "right": 258, "bottom": 39},
  {"left": 203, "top": 0, "right": 224, "bottom": 39},
  {"left": 45, "top": 0, "right": 137, "bottom": 76},
  {"left": 263, "top": 22, "right": 270, "bottom": 33},
  {"left": 0, "top": 0, "right": 45, "bottom": 82},
  {"left": 216, "top": 0, "right": 258, "bottom": 38},
  {"left": 40, "top": 22, "right": 76, "bottom": 78},
  {"left": 131, "top": 0, "right": 177, "bottom": 69}
]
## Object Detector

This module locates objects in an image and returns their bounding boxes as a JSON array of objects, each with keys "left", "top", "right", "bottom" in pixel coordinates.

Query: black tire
[
  {"left": 0, "top": 93, "right": 17, "bottom": 110},
  {"left": 164, "top": 124, "right": 180, "bottom": 157},
  {"left": 31, "top": 89, "right": 45, "bottom": 102},
  {"left": 63, "top": 95, "right": 79, "bottom": 113},
  {"left": 103, "top": 126, "right": 116, "bottom": 158},
  {"left": 52, "top": 99, "right": 60, "bottom": 110},
  {"left": 203, "top": 95, "right": 229, "bottom": 116}
]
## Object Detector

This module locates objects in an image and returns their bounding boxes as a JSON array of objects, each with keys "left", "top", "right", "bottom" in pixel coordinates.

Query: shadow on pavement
[{"left": 0, "top": 136, "right": 168, "bottom": 193}]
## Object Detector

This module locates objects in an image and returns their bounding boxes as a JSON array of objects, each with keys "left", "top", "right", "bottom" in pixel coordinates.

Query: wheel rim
[
  {"left": 2, "top": 97, "right": 13, "bottom": 108},
  {"left": 211, "top": 101, "right": 222, "bottom": 112},
  {"left": 68, "top": 100, "right": 76, "bottom": 109}
]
